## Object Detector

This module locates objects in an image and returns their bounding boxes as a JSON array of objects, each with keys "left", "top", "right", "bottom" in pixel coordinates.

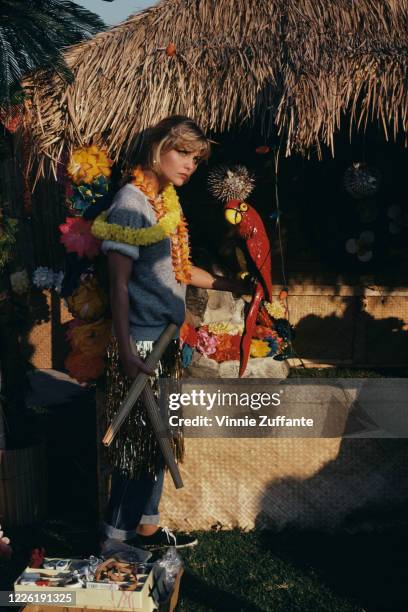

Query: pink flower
[
  {"left": 196, "top": 329, "right": 217, "bottom": 356},
  {"left": 59, "top": 217, "right": 101, "bottom": 259}
]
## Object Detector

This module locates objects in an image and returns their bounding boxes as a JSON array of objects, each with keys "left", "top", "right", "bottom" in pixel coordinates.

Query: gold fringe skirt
[{"left": 104, "top": 337, "right": 185, "bottom": 479}]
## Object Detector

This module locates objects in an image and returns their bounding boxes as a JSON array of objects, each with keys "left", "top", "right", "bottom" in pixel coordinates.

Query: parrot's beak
[{"left": 225, "top": 208, "right": 242, "bottom": 225}]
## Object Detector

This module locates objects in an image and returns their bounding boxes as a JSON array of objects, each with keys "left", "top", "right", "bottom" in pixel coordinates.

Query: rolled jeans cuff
[{"left": 102, "top": 516, "right": 159, "bottom": 541}]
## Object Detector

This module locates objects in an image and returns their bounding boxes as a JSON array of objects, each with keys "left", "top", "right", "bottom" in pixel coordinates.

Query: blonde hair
[{"left": 142, "top": 115, "right": 211, "bottom": 170}]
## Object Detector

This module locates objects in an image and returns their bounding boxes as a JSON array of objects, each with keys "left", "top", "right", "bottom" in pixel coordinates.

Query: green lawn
[{"left": 177, "top": 529, "right": 363, "bottom": 611}]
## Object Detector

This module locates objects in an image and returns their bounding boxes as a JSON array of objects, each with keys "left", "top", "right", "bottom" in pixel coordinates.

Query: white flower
[
  {"left": 33, "top": 266, "right": 55, "bottom": 289},
  {"left": 53, "top": 271, "right": 64, "bottom": 294},
  {"left": 10, "top": 270, "right": 30, "bottom": 295}
]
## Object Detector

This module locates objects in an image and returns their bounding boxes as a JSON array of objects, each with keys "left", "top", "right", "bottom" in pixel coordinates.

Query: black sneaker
[{"left": 130, "top": 527, "right": 198, "bottom": 550}]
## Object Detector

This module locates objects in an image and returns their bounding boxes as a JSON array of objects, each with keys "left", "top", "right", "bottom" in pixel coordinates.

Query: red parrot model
[{"left": 224, "top": 199, "right": 273, "bottom": 376}]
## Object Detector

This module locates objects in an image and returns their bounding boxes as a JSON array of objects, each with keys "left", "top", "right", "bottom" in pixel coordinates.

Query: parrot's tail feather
[{"left": 239, "top": 283, "right": 264, "bottom": 377}]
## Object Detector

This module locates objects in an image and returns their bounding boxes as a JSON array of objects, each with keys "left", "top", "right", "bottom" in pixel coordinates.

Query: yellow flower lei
[{"left": 91, "top": 184, "right": 181, "bottom": 246}]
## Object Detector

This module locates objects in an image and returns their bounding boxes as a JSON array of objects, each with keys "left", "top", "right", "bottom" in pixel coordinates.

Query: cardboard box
[{"left": 15, "top": 565, "right": 157, "bottom": 611}]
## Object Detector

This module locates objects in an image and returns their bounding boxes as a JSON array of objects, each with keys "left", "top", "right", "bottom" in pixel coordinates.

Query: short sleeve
[
  {"left": 101, "top": 184, "right": 153, "bottom": 261},
  {"left": 101, "top": 240, "right": 139, "bottom": 260}
]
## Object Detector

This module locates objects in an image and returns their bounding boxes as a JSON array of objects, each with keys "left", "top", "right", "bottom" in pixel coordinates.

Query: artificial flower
[
  {"left": 33, "top": 266, "right": 54, "bottom": 289},
  {"left": 345, "top": 230, "right": 375, "bottom": 262},
  {"left": 10, "top": 269, "right": 30, "bottom": 295},
  {"left": 66, "top": 277, "right": 107, "bottom": 321},
  {"left": 70, "top": 318, "right": 112, "bottom": 356},
  {"left": 273, "top": 319, "right": 292, "bottom": 341},
  {"left": 196, "top": 328, "right": 217, "bottom": 356},
  {"left": 180, "top": 322, "right": 198, "bottom": 347},
  {"left": 92, "top": 184, "right": 180, "bottom": 246},
  {"left": 254, "top": 325, "right": 277, "bottom": 340},
  {"left": 66, "top": 318, "right": 87, "bottom": 342},
  {"left": 207, "top": 321, "right": 244, "bottom": 335},
  {"left": 60, "top": 217, "right": 101, "bottom": 259},
  {"left": 67, "top": 146, "right": 112, "bottom": 186},
  {"left": 264, "top": 300, "right": 286, "bottom": 319},
  {"left": 166, "top": 42, "right": 176, "bottom": 57},
  {"left": 65, "top": 349, "right": 105, "bottom": 383},
  {"left": 211, "top": 333, "right": 241, "bottom": 362},
  {"left": 131, "top": 166, "right": 159, "bottom": 201},
  {"left": 69, "top": 177, "right": 110, "bottom": 214},
  {"left": 249, "top": 339, "right": 270, "bottom": 358},
  {"left": 181, "top": 344, "right": 194, "bottom": 368},
  {"left": 266, "top": 336, "right": 281, "bottom": 356}
]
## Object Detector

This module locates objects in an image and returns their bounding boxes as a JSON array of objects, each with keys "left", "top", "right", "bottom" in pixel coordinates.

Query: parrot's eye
[{"left": 240, "top": 203, "right": 248, "bottom": 212}]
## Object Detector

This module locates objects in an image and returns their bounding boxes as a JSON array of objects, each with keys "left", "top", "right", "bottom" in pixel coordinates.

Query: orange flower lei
[{"left": 131, "top": 166, "right": 192, "bottom": 283}]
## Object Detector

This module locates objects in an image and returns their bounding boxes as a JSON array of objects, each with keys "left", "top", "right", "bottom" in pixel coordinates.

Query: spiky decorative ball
[
  {"left": 208, "top": 165, "right": 255, "bottom": 202},
  {"left": 344, "top": 162, "right": 381, "bottom": 199}
]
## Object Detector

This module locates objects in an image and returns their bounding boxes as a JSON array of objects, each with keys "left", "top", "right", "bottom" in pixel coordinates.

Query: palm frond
[{"left": 0, "top": 0, "right": 106, "bottom": 103}]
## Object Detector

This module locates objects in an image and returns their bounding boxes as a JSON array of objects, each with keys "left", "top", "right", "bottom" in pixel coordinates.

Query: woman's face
[{"left": 158, "top": 146, "right": 202, "bottom": 186}]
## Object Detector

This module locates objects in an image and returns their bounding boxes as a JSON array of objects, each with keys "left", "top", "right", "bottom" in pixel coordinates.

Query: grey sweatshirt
[{"left": 101, "top": 183, "right": 186, "bottom": 341}]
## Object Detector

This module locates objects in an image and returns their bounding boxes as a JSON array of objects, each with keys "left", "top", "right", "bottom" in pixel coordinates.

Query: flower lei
[{"left": 91, "top": 166, "right": 192, "bottom": 283}]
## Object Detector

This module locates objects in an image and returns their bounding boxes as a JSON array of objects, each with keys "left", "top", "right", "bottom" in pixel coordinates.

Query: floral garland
[
  {"left": 58, "top": 146, "right": 114, "bottom": 383},
  {"left": 91, "top": 185, "right": 180, "bottom": 246},
  {"left": 91, "top": 166, "right": 192, "bottom": 283}
]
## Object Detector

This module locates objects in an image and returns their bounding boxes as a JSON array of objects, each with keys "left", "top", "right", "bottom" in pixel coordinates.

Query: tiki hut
[
  {"left": 13, "top": 0, "right": 408, "bottom": 532},
  {"left": 24, "top": 0, "right": 408, "bottom": 179}
]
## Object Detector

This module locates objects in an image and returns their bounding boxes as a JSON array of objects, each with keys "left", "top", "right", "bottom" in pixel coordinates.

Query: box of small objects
[{"left": 15, "top": 546, "right": 183, "bottom": 612}]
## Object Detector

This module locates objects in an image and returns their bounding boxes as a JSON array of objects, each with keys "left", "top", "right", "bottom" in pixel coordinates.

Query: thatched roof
[{"left": 24, "top": 0, "right": 408, "bottom": 177}]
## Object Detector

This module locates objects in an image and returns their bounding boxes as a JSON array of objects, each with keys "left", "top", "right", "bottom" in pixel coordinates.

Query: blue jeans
[{"left": 103, "top": 468, "right": 165, "bottom": 540}]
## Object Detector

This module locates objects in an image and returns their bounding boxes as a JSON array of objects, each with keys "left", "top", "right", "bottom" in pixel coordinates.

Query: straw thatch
[{"left": 24, "top": 0, "right": 408, "bottom": 177}]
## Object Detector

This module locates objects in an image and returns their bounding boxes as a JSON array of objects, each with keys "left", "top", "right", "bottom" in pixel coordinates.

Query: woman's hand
[
  {"left": 121, "top": 352, "right": 155, "bottom": 379},
  {"left": 228, "top": 275, "right": 254, "bottom": 295},
  {"left": 189, "top": 265, "right": 254, "bottom": 295}
]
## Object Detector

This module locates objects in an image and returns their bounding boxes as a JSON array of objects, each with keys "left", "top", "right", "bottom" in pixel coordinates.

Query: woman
[{"left": 99, "top": 116, "right": 249, "bottom": 549}]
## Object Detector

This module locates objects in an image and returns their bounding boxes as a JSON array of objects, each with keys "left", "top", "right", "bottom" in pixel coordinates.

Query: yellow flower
[
  {"left": 250, "top": 339, "right": 270, "bottom": 358},
  {"left": 67, "top": 146, "right": 112, "bottom": 185},
  {"left": 70, "top": 318, "right": 112, "bottom": 356},
  {"left": 67, "top": 277, "right": 108, "bottom": 322},
  {"left": 264, "top": 300, "right": 286, "bottom": 319},
  {"left": 208, "top": 322, "right": 244, "bottom": 335}
]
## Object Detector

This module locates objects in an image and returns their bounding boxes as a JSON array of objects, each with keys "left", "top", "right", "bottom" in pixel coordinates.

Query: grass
[{"left": 177, "top": 529, "right": 363, "bottom": 611}]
